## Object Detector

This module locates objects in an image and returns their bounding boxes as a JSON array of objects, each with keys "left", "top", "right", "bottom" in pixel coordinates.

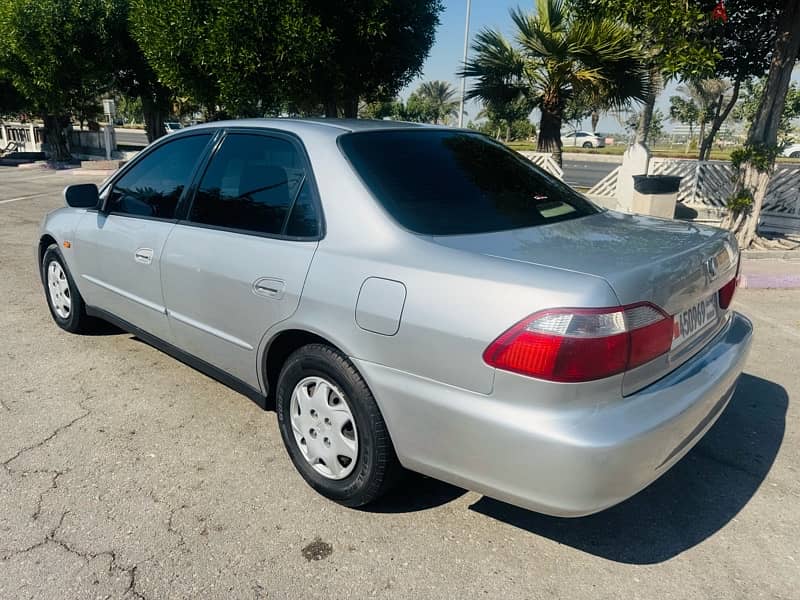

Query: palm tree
[
  {"left": 460, "top": 0, "right": 649, "bottom": 166},
  {"left": 677, "top": 79, "right": 732, "bottom": 160},
  {"left": 414, "top": 80, "right": 459, "bottom": 124}
]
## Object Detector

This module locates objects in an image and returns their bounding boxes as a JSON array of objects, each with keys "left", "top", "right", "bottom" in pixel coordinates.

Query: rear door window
[
  {"left": 107, "top": 133, "right": 212, "bottom": 219},
  {"left": 188, "top": 133, "right": 318, "bottom": 237},
  {"left": 338, "top": 130, "right": 598, "bottom": 236}
]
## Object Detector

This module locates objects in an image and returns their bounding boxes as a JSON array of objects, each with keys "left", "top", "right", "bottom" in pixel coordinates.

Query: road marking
[
  {"left": 735, "top": 299, "right": 800, "bottom": 341},
  {"left": 0, "top": 191, "right": 54, "bottom": 204}
]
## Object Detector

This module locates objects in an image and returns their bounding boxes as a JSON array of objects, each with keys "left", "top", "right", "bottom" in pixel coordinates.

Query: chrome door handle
[
  {"left": 134, "top": 248, "right": 154, "bottom": 265},
  {"left": 253, "top": 277, "right": 286, "bottom": 299}
]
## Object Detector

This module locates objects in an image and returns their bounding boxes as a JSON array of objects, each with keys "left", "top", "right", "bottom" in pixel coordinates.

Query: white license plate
[{"left": 672, "top": 294, "right": 718, "bottom": 349}]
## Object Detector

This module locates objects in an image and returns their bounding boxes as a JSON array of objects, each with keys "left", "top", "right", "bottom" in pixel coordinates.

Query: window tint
[
  {"left": 285, "top": 182, "right": 320, "bottom": 237},
  {"left": 108, "top": 134, "right": 211, "bottom": 219},
  {"left": 190, "top": 133, "right": 314, "bottom": 236},
  {"left": 339, "top": 130, "right": 599, "bottom": 235}
]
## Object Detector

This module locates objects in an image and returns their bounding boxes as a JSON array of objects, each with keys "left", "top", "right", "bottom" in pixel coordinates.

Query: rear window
[{"left": 339, "top": 130, "right": 599, "bottom": 235}]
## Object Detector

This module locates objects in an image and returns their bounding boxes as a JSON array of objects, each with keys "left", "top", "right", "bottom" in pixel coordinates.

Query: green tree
[
  {"left": 131, "top": 0, "right": 325, "bottom": 118},
  {"left": 572, "top": 0, "right": 720, "bottom": 145},
  {"left": 734, "top": 80, "right": 800, "bottom": 146},
  {"left": 407, "top": 80, "right": 458, "bottom": 125},
  {"left": 669, "top": 95, "right": 700, "bottom": 141},
  {"left": 131, "top": 1, "right": 442, "bottom": 119},
  {"left": 0, "top": 0, "right": 118, "bottom": 160},
  {"left": 671, "top": 79, "right": 732, "bottom": 157},
  {"left": 722, "top": 0, "right": 800, "bottom": 248},
  {"left": 307, "top": 1, "right": 443, "bottom": 117},
  {"left": 696, "top": 0, "right": 785, "bottom": 160},
  {"left": 461, "top": 0, "right": 649, "bottom": 166},
  {"left": 625, "top": 107, "right": 664, "bottom": 144}
]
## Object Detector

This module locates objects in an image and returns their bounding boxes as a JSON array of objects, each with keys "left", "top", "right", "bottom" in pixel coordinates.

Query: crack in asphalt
[
  {"left": 1, "top": 510, "right": 148, "bottom": 600},
  {"left": 1, "top": 409, "right": 90, "bottom": 471}
]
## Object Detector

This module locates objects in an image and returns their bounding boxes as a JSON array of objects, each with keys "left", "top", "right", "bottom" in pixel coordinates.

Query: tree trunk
[
  {"left": 342, "top": 96, "right": 358, "bottom": 119},
  {"left": 700, "top": 79, "right": 740, "bottom": 161},
  {"left": 141, "top": 85, "right": 171, "bottom": 144},
  {"left": 728, "top": 0, "right": 800, "bottom": 248},
  {"left": 324, "top": 97, "right": 338, "bottom": 118},
  {"left": 43, "top": 114, "right": 70, "bottom": 162},
  {"left": 538, "top": 102, "right": 563, "bottom": 167},
  {"left": 697, "top": 120, "right": 706, "bottom": 157},
  {"left": 635, "top": 66, "right": 660, "bottom": 145},
  {"left": 591, "top": 109, "right": 599, "bottom": 133}
]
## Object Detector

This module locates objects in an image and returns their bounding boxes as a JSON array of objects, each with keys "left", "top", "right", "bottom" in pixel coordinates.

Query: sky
[{"left": 401, "top": 0, "right": 800, "bottom": 135}]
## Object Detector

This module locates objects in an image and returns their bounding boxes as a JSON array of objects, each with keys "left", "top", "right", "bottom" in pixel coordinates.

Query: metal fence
[
  {"left": 0, "top": 122, "right": 44, "bottom": 152},
  {"left": 518, "top": 151, "right": 564, "bottom": 180},
  {"left": 586, "top": 158, "right": 800, "bottom": 233}
]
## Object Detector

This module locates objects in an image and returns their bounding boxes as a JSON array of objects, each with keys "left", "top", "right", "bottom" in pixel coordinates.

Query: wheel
[
  {"left": 790, "top": 151, "right": 800, "bottom": 158},
  {"left": 276, "top": 343, "right": 400, "bottom": 507},
  {"left": 582, "top": 141, "right": 593, "bottom": 148},
  {"left": 41, "top": 244, "right": 97, "bottom": 333}
]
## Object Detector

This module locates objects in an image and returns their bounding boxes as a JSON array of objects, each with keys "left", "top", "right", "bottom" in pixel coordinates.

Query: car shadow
[
  {"left": 468, "top": 374, "right": 787, "bottom": 564},
  {"left": 364, "top": 472, "right": 468, "bottom": 513}
]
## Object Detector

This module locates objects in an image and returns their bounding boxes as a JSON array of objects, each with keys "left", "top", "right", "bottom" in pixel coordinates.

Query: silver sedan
[{"left": 37, "top": 119, "right": 752, "bottom": 516}]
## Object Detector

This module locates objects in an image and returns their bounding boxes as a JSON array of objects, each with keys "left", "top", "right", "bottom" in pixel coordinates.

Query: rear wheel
[
  {"left": 41, "top": 244, "right": 97, "bottom": 333},
  {"left": 790, "top": 151, "right": 800, "bottom": 158},
  {"left": 582, "top": 141, "right": 593, "bottom": 148},
  {"left": 276, "top": 343, "right": 400, "bottom": 507}
]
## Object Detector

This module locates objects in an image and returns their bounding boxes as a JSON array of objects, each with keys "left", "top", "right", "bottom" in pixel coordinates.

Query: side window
[
  {"left": 108, "top": 134, "right": 211, "bottom": 219},
  {"left": 189, "top": 133, "right": 318, "bottom": 237}
]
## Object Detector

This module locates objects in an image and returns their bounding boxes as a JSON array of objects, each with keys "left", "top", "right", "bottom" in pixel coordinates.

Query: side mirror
[{"left": 64, "top": 183, "right": 100, "bottom": 209}]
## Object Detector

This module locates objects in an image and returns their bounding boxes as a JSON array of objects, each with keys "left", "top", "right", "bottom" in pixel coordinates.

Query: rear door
[
  {"left": 160, "top": 130, "right": 321, "bottom": 388},
  {"left": 73, "top": 132, "right": 214, "bottom": 341}
]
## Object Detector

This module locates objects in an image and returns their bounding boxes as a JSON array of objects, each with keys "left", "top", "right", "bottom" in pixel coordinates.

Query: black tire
[
  {"left": 790, "top": 151, "right": 800, "bottom": 159},
  {"left": 276, "top": 343, "right": 400, "bottom": 507},
  {"left": 582, "top": 141, "right": 593, "bottom": 148},
  {"left": 41, "top": 244, "right": 97, "bottom": 333}
]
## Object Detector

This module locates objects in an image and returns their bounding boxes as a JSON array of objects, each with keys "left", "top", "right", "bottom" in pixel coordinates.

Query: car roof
[{"left": 182, "top": 117, "right": 433, "bottom": 139}]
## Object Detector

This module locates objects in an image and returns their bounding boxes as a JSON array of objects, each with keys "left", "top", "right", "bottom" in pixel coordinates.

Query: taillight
[
  {"left": 483, "top": 303, "right": 673, "bottom": 382},
  {"left": 718, "top": 255, "right": 740, "bottom": 309}
]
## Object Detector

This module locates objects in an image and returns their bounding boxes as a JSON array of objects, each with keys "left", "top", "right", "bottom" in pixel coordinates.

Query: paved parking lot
[{"left": 1, "top": 165, "right": 798, "bottom": 599}]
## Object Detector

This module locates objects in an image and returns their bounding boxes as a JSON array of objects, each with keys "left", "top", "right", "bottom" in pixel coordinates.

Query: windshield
[{"left": 338, "top": 130, "right": 599, "bottom": 236}]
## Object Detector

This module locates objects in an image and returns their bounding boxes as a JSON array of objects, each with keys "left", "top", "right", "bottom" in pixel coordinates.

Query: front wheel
[
  {"left": 41, "top": 244, "right": 97, "bottom": 333},
  {"left": 582, "top": 141, "right": 593, "bottom": 148},
  {"left": 276, "top": 343, "right": 400, "bottom": 507}
]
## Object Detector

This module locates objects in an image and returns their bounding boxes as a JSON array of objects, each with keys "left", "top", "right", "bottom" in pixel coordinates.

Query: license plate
[{"left": 672, "top": 294, "right": 718, "bottom": 349}]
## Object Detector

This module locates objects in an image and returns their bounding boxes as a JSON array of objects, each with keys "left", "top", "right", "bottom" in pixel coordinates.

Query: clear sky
[{"left": 402, "top": 0, "right": 799, "bottom": 136}]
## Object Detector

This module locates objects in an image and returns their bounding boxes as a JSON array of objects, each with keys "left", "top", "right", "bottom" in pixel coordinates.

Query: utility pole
[{"left": 457, "top": 0, "right": 472, "bottom": 128}]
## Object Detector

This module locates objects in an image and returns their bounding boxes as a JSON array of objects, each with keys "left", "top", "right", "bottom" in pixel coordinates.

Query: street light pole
[{"left": 458, "top": 0, "right": 472, "bottom": 128}]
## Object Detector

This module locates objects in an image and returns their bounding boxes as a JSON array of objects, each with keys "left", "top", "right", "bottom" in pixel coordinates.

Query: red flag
[{"left": 711, "top": 1, "right": 728, "bottom": 23}]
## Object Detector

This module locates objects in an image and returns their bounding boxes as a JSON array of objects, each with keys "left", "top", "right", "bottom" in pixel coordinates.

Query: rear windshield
[{"left": 338, "top": 129, "right": 599, "bottom": 235}]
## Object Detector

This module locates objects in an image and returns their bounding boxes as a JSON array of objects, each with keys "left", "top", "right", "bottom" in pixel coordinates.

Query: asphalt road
[
  {"left": 561, "top": 158, "right": 618, "bottom": 189},
  {"left": 1, "top": 165, "right": 798, "bottom": 599},
  {"left": 114, "top": 128, "right": 148, "bottom": 148}
]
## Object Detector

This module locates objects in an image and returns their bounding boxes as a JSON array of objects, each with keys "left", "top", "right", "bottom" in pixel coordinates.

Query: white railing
[
  {"left": 0, "top": 122, "right": 44, "bottom": 153},
  {"left": 518, "top": 151, "right": 564, "bottom": 180},
  {"left": 586, "top": 157, "right": 800, "bottom": 233}
]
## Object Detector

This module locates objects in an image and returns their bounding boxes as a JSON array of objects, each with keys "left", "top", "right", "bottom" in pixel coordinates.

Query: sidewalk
[{"left": 740, "top": 256, "right": 800, "bottom": 289}]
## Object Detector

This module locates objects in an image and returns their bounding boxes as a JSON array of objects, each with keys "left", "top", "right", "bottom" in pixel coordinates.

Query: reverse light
[{"left": 483, "top": 303, "right": 674, "bottom": 383}]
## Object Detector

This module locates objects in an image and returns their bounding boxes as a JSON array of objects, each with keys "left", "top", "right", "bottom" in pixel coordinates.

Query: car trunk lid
[{"left": 432, "top": 210, "right": 738, "bottom": 393}]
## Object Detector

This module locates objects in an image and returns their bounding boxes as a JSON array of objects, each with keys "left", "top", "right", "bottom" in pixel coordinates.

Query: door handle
[
  {"left": 253, "top": 277, "right": 286, "bottom": 299},
  {"left": 134, "top": 248, "right": 154, "bottom": 265}
]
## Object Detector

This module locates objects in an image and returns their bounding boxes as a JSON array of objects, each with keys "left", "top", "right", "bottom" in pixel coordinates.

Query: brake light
[
  {"left": 718, "top": 256, "right": 740, "bottom": 309},
  {"left": 483, "top": 303, "right": 673, "bottom": 382}
]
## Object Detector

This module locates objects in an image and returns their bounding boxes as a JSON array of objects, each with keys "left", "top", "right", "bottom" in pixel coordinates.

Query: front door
[
  {"left": 73, "top": 133, "right": 214, "bottom": 341},
  {"left": 161, "top": 131, "right": 321, "bottom": 388}
]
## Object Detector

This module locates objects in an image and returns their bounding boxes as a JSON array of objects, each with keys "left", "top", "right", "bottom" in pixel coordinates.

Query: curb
[
  {"left": 739, "top": 274, "right": 800, "bottom": 289},
  {"left": 742, "top": 250, "right": 800, "bottom": 260}
]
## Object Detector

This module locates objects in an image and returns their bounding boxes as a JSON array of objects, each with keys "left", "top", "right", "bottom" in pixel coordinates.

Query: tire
[
  {"left": 582, "top": 141, "right": 593, "bottom": 148},
  {"left": 276, "top": 343, "right": 400, "bottom": 507},
  {"left": 41, "top": 244, "right": 97, "bottom": 333},
  {"left": 790, "top": 151, "right": 800, "bottom": 158}
]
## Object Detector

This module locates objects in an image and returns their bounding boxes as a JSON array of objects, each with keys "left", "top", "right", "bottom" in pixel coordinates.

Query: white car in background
[
  {"left": 782, "top": 143, "right": 800, "bottom": 158},
  {"left": 561, "top": 130, "right": 606, "bottom": 148}
]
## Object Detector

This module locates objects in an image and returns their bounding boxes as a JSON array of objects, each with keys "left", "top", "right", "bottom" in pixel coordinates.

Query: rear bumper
[{"left": 354, "top": 312, "right": 753, "bottom": 517}]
